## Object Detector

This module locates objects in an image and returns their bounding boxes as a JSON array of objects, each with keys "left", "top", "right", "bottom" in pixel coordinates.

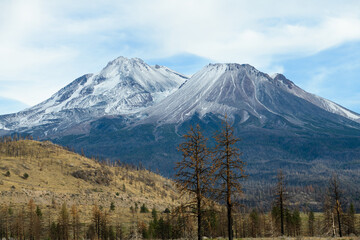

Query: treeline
[
  {"left": 1, "top": 124, "right": 359, "bottom": 239},
  {"left": 171, "top": 118, "right": 359, "bottom": 239},
  {"left": 0, "top": 198, "right": 358, "bottom": 240}
]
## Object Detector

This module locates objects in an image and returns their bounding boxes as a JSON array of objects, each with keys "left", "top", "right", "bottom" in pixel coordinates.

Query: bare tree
[
  {"left": 175, "top": 124, "right": 211, "bottom": 240},
  {"left": 92, "top": 204, "right": 102, "bottom": 239},
  {"left": 274, "top": 170, "right": 286, "bottom": 236},
  {"left": 59, "top": 202, "right": 70, "bottom": 240},
  {"left": 70, "top": 205, "right": 81, "bottom": 240},
  {"left": 329, "top": 174, "right": 343, "bottom": 237},
  {"left": 28, "top": 199, "right": 36, "bottom": 240},
  {"left": 212, "top": 116, "right": 246, "bottom": 240}
]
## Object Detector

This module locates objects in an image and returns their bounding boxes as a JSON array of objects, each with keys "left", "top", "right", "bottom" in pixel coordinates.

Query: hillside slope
[{"left": 0, "top": 139, "right": 179, "bottom": 211}]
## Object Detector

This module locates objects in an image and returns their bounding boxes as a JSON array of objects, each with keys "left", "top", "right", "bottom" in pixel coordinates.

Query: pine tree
[
  {"left": 110, "top": 202, "right": 115, "bottom": 211},
  {"left": 346, "top": 203, "right": 355, "bottom": 235},
  {"left": 212, "top": 116, "right": 246, "bottom": 240},
  {"left": 249, "top": 209, "right": 259, "bottom": 237},
  {"left": 175, "top": 124, "right": 211, "bottom": 240},
  {"left": 308, "top": 210, "right": 315, "bottom": 236},
  {"left": 293, "top": 209, "right": 301, "bottom": 236}
]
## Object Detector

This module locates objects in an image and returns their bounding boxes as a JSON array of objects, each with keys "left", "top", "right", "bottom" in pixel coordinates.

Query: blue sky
[{"left": 0, "top": 0, "right": 360, "bottom": 114}]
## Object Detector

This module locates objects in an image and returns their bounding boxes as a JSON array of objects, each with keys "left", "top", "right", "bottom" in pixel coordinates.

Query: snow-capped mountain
[
  {"left": 143, "top": 63, "right": 360, "bottom": 127},
  {"left": 1, "top": 58, "right": 360, "bottom": 209},
  {"left": 0, "top": 57, "right": 188, "bottom": 134}
]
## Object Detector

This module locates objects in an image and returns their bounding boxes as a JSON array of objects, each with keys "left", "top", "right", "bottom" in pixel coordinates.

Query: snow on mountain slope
[
  {"left": 0, "top": 57, "right": 188, "bottom": 131},
  {"left": 143, "top": 63, "right": 360, "bottom": 126},
  {"left": 272, "top": 73, "right": 360, "bottom": 122},
  {"left": 1, "top": 58, "right": 359, "bottom": 137}
]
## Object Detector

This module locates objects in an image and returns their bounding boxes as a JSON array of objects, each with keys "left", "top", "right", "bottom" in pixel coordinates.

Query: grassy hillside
[
  {"left": 0, "top": 139, "right": 358, "bottom": 239},
  {"left": 0, "top": 139, "right": 179, "bottom": 218}
]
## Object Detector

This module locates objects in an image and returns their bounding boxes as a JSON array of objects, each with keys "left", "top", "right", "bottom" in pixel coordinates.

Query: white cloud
[{"left": 1, "top": 0, "right": 360, "bottom": 107}]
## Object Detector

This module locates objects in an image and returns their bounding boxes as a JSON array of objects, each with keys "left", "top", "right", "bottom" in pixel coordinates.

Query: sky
[{"left": 0, "top": 0, "right": 360, "bottom": 114}]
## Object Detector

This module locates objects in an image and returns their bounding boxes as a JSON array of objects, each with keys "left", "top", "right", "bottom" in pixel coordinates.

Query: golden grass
[{"left": 0, "top": 140, "right": 180, "bottom": 224}]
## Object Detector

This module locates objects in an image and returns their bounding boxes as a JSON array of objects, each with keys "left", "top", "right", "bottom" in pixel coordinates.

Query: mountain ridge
[
  {"left": 1, "top": 56, "right": 360, "bottom": 209},
  {"left": 0, "top": 57, "right": 188, "bottom": 136},
  {"left": 140, "top": 62, "right": 360, "bottom": 128}
]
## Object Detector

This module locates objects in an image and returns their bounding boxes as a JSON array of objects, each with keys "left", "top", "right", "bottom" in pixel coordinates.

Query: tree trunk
[
  {"left": 336, "top": 202, "right": 342, "bottom": 237},
  {"left": 280, "top": 193, "right": 284, "bottom": 236},
  {"left": 227, "top": 201, "right": 233, "bottom": 240},
  {"left": 196, "top": 158, "right": 202, "bottom": 240},
  {"left": 197, "top": 196, "right": 202, "bottom": 240}
]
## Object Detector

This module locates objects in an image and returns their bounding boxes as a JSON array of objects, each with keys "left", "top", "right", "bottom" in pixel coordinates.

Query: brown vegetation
[
  {"left": 0, "top": 136, "right": 359, "bottom": 239},
  {"left": 0, "top": 138, "right": 179, "bottom": 216}
]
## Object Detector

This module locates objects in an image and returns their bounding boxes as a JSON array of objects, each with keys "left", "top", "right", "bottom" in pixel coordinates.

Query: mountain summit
[
  {"left": 143, "top": 63, "right": 360, "bottom": 129},
  {"left": 1, "top": 58, "right": 360, "bottom": 203},
  {"left": 0, "top": 57, "right": 188, "bottom": 135}
]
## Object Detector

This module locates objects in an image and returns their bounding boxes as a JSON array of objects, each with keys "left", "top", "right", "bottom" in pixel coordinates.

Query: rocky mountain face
[
  {"left": 142, "top": 63, "right": 360, "bottom": 127},
  {"left": 0, "top": 57, "right": 188, "bottom": 136},
  {"left": 1, "top": 57, "right": 360, "bottom": 209}
]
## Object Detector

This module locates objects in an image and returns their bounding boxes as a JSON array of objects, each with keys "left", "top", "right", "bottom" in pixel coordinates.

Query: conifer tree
[
  {"left": 175, "top": 124, "right": 211, "bottom": 240},
  {"left": 346, "top": 203, "right": 356, "bottom": 235},
  {"left": 249, "top": 209, "right": 259, "bottom": 237},
  {"left": 212, "top": 116, "right": 246, "bottom": 240},
  {"left": 308, "top": 210, "right": 315, "bottom": 236}
]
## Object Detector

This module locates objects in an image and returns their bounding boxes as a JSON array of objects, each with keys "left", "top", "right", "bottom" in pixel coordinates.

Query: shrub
[
  {"left": 110, "top": 202, "right": 115, "bottom": 211},
  {"left": 23, "top": 172, "right": 29, "bottom": 179},
  {"left": 140, "top": 204, "right": 149, "bottom": 213}
]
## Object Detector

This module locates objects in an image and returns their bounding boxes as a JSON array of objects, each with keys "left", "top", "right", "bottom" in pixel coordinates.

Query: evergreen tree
[
  {"left": 346, "top": 203, "right": 356, "bottom": 235},
  {"left": 308, "top": 210, "right": 315, "bottom": 236},
  {"left": 249, "top": 209, "right": 259, "bottom": 237},
  {"left": 140, "top": 204, "right": 149, "bottom": 213},
  {"left": 293, "top": 209, "right": 301, "bottom": 236},
  {"left": 110, "top": 202, "right": 115, "bottom": 211},
  {"left": 35, "top": 206, "right": 42, "bottom": 218}
]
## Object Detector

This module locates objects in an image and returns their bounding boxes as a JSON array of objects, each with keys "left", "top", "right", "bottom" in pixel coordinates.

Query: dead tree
[
  {"left": 58, "top": 202, "right": 70, "bottom": 240},
  {"left": 274, "top": 170, "right": 286, "bottom": 236},
  {"left": 175, "top": 124, "right": 211, "bottom": 240},
  {"left": 70, "top": 205, "right": 81, "bottom": 240},
  {"left": 329, "top": 174, "right": 343, "bottom": 237},
  {"left": 212, "top": 116, "right": 246, "bottom": 240}
]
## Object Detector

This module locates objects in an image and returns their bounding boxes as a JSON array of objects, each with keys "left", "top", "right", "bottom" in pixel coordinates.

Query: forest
[{"left": 0, "top": 121, "right": 359, "bottom": 239}]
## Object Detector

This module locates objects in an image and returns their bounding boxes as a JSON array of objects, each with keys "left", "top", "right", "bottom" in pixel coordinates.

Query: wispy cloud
[{"left": 0, "top": 0, "right": 360, "bottom": 111}]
